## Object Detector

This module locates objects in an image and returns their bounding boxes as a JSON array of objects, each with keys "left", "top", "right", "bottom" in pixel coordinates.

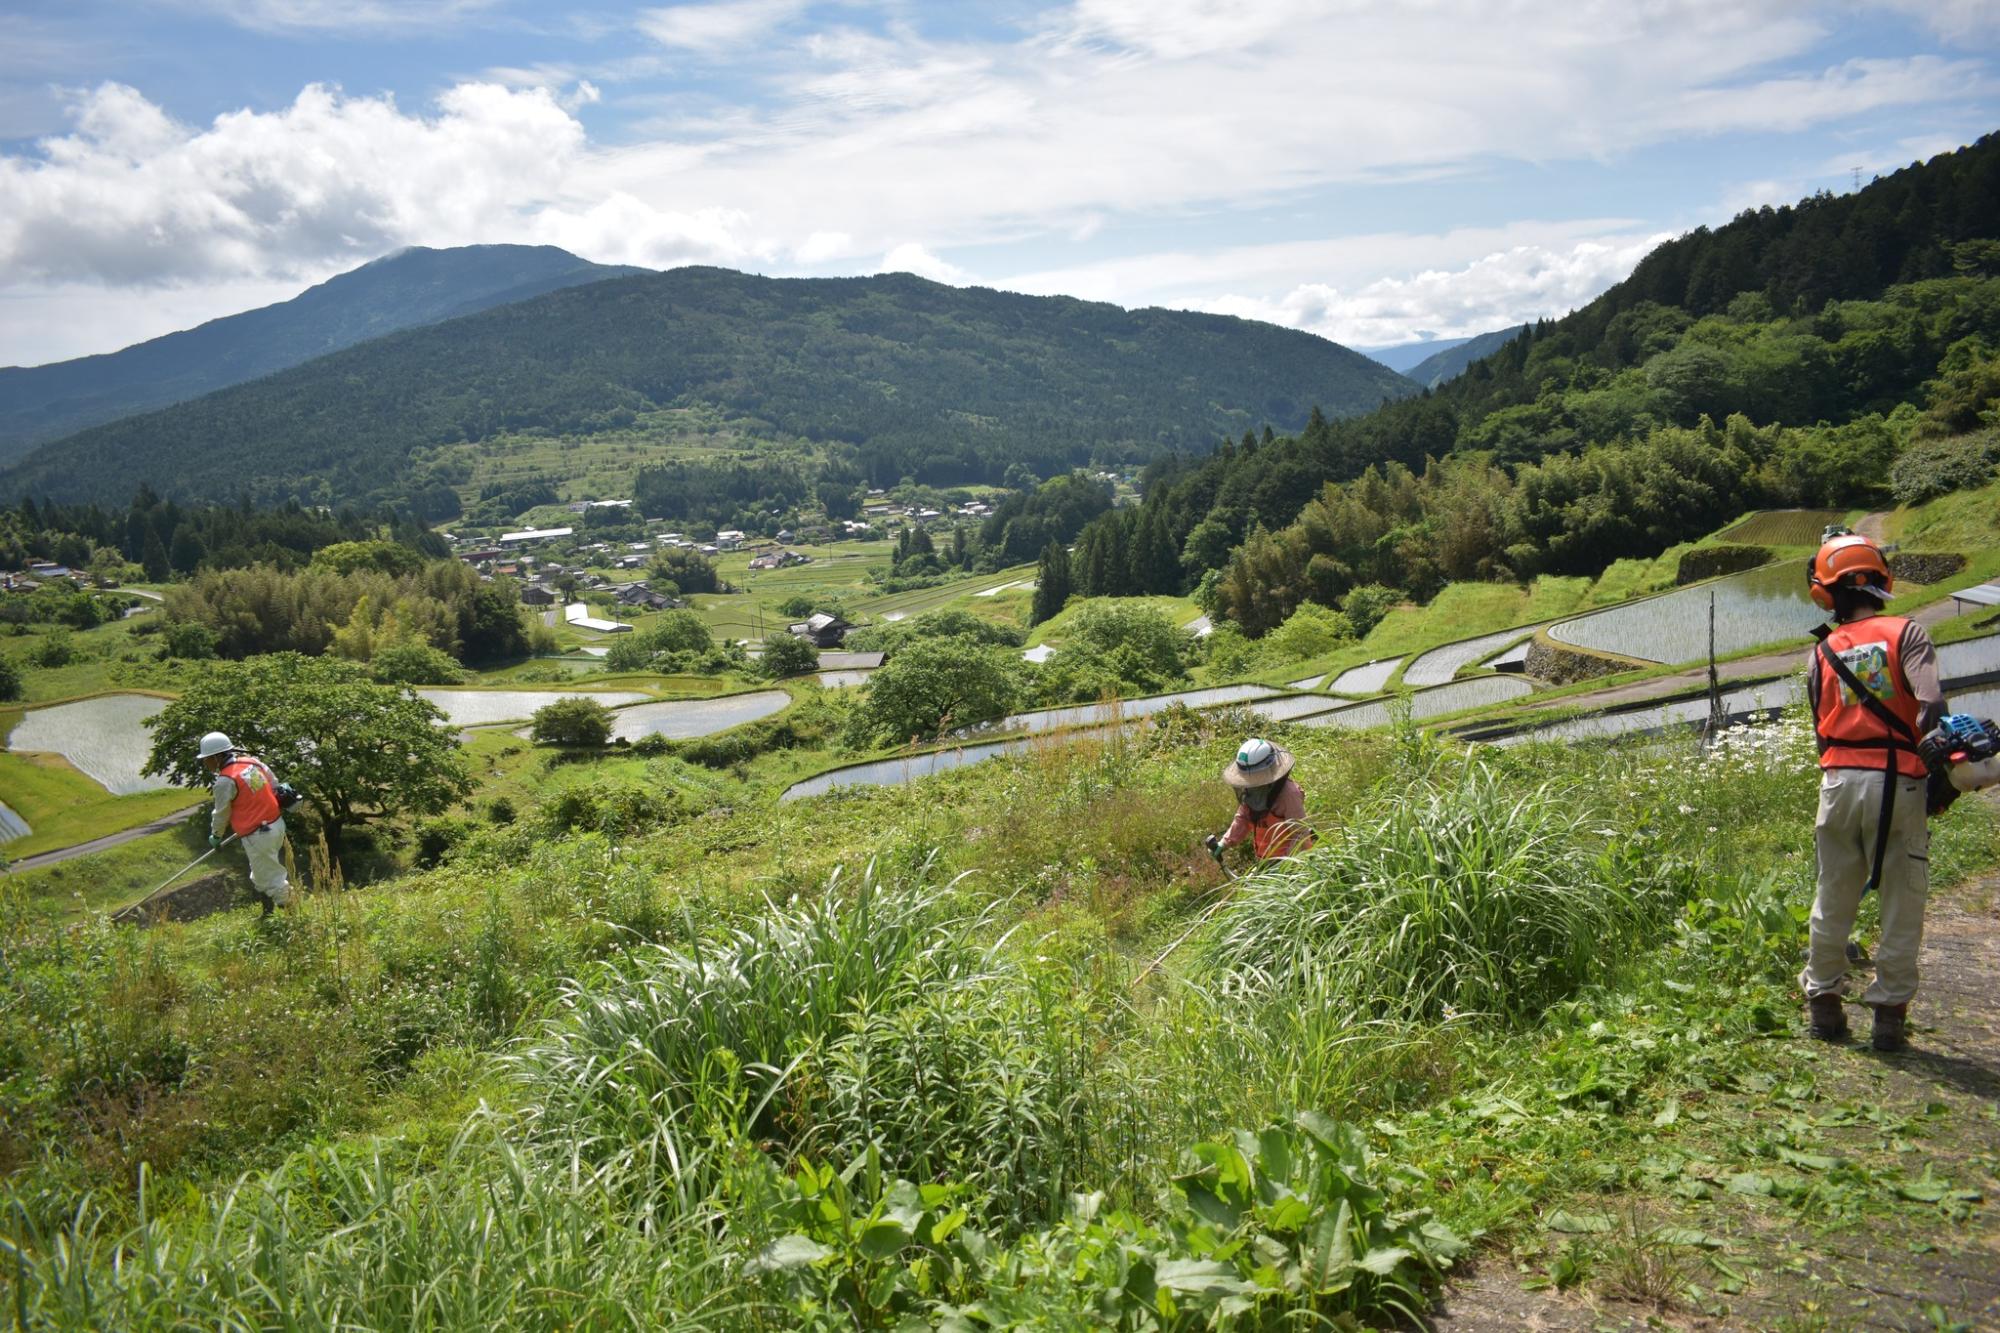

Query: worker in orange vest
[
  {"left": 1799, "top": 535, "right": 1945, "bottom": 1052},
  {"left": 1207, "top": 737, "right": 1315, "bottom": 864},
  {"left": 198, "top": 730, "right": 294, "bottom": 914}
]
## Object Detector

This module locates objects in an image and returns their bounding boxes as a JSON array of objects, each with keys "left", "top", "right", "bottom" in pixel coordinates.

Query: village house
[
  {"left": 787, "top": 611, "right": 850, "bottom": 648},
  {"left": 519, "top": 585, "right": 558, "bottom": 606},
  {"left": 715, "top": 530, "right": 747, "bottom": 549}
]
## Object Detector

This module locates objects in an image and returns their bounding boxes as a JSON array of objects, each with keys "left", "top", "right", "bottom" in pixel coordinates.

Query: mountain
[
  {"left": 1402, "top": 324, "right": 1530, "bottom": 387},
  {"left": 0, "top": 245, "right": 646, "bottom": 461},
  {"left": 1062, "top": 132, "right": 2000, "bottom": 623},
  {"left": 0, "top": 267, "right": 1419, "bottom": 510},
  {"left": 1358, "top": 336, "right": 1474, "bottom": 374}
]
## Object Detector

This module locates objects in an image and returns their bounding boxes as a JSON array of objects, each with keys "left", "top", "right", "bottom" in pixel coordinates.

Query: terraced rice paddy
[
  {"left": 1402, "top": 628, "right": 1540, "bottom": 687},
  {"left": 417, "top": 689, "right": 649, "bottom": 729},
  {"left": 1715, "top": 509, "right": 1848, "bottom": 546},
  {"left": 1548, "top": 564, "right": 1822, "bottom": 663},
  {"left": 1247, "top": 694, "right": 1346, "bottom": 723},
  {"left": 1482, "top": 641, "right": 1532, "bottom": 670},
  {"left": 607, "top": 691, "right": 791, "bottom": 742},
  {"left": 782, "top": 737, "right": 1040, "bottom": 801},
  {"left": 1287, "top": 674, "right": 1326, "bottom": 690},
  {"left": 0, "top": 800, "right": 29, "bottom": 841},
  {"left": 1491, "top": 679, "right": 1801, "bottom": 748},
  {"left": 971, "top": 684, "right": 1279, "bottom": 737},
  {"left": 1299, "top": 676, "right": 1535, "bottom": 731},
  {"left": 8, "top": 694, "right": 172, "bottom": 795},
  {"left": 1330, "top": 657, "right": 1403, "bottom": 694},
  {"left": 813, "top": 670, "right": 874, "bottom": 688}
]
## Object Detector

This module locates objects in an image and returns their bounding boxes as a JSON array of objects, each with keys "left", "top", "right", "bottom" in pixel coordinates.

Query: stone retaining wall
[{"left": 1525, "top": 633, "right": 1647, "bottom": 685}]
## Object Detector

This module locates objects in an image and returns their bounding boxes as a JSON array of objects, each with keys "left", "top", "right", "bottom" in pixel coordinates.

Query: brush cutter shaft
[{"left": 144, "top": 833, "right": 237, "bottom": 899}]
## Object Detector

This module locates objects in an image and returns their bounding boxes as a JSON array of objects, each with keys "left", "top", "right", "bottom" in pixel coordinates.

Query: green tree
[
  {"left": 168, "top": 528, "right": 207, "bottom": 575},
  {"left": 464, "top": 581, "right": 528, "bottom": 663},
  {"left": 160, "top": 620, "right": 219, "bottom": 660},
  {"left": 311, "top": 540, "right": 426, "bottom": 576},
  {"left": 1339, "top": 584, "right": 1403, "bottom": 640},
  {"left": 849, "top": 639, "right": 1019, "bottom": 745},
  {"left": 143, "top": 653, "right": 472, "bottom": 847},
  {"left": 0, "top": 655, "right": 20, "bottom": 702},
  {"left": 530, "top": 696, "right": 614, "bottom": 747},
  {"left": 760, "top": 633, "right": 820, "bottom": 679},
  {"left": 141, "top": 529, "right": 170, "bottom": 583},
  {"left": 1030, "top": 541, "right": 1072, "bottom": 626},
  {"left": 371, "top": 640, "right": 465, "bottom": 685}
]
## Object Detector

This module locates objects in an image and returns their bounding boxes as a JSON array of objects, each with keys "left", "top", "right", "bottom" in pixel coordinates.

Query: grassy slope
[{"left": 4, "top": 704, "right": 1996, "bottom": 1326}]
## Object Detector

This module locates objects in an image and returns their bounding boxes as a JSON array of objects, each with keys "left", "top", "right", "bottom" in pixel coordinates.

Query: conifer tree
[{"left": 1031, "top": 541, "right": 1071, "bottom": 625}]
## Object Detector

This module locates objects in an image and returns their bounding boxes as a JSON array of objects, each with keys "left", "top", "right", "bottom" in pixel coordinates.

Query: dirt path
[
  {"left": 4, "top": 803, "right": 201, "bottom": 873},
  {"left": 1431, "top": 808, "right": 2000, "bottom": 1331}
]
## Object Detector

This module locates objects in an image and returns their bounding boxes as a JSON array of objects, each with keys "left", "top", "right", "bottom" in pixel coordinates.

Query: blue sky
[{"left": 1, "top": 0, "right": 1996, "bottom": 367}]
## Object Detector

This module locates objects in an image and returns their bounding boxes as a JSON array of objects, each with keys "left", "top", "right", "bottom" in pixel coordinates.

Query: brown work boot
[
  {"left": 1806, "top": 993, "right": 1848, "bottom": 1042},
  {"left": 1870, "top": 1003, "right": 1909, "bottom": 1053}
]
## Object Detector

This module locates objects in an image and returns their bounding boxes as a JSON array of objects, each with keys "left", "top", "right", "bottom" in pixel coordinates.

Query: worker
[
  {"left": 198, "top": 731, "right": 294, "bottom": 914},
  {"left": 1799, "top": 535, "right": 1945, "bottom": 1052},
  {"left": 1206, "top": 737, "right": 1315, "bottom": 863}
]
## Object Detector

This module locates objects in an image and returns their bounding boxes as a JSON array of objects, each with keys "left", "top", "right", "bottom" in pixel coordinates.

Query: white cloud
[
  {"left": 0, "top": 81, "right": 596, "bottom": 286},
  {"left": 794, "top": 230, "right": 853, "bottom": 262},
  {"left": 637, "top": 0, "right": 806, "bottom": 53},
  {"left": 172, "top": 0, "right": 498, "bottom": 33},
  {"left": 1194, "top": 233, "right": 1675, "bottom": 348},
  {"left": 1863, "top": 0, "right": 2000, "bottom": 45},
  {"left": 873, "top": 243, "right": 968, "bottom": 284}
]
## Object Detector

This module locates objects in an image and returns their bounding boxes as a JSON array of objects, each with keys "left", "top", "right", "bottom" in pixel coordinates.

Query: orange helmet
[{"left": 1807, "top": 534, "right": 1892, "bottom": 610}]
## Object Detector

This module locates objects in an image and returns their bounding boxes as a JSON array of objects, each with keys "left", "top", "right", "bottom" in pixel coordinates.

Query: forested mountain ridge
[
  {"left": 0, "top": 245, "right": 645, "bottom": 460},
  {"left": 1402, "top": 324, "right": 1530, "bottom": 387},
  {"left": 0, "top": 268, "right": 1417, "bottom": 512},
  {"left": 1064, "top": 133, "right": 2000, "bottom": 632}
]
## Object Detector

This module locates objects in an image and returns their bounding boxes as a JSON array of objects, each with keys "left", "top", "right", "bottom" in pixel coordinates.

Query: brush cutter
[
  {"left": 141, "top": 832, "right": 237, "bottom": 901},
  {"left": 1133, "top": 838, "right": 1238, "bottom": 986}
]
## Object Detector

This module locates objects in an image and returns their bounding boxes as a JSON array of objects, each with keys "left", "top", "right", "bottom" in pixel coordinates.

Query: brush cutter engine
[{"left": 1920, "top": 714, "right": 2000, "bottom": 795}]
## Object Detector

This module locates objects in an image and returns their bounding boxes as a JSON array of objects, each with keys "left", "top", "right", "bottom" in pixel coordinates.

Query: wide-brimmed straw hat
[{"left": 1222, "top": 737, "right": 1294, "bottom": 789}]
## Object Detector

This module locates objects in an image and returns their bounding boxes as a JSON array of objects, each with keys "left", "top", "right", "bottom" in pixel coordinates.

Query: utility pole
[
  {"left": 1851, "top": 165, "right": 1863, "bottom": 192},
  {"left": 1703, "top": 589, "right": 1724, "bottom": 740}
]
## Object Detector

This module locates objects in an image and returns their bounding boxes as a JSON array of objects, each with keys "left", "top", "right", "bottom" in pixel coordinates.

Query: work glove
[{"left": 208, "top": 834, "right": 223, "bottom": 850}]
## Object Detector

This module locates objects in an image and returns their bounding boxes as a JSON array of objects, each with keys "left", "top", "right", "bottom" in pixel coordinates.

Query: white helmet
[
  {"left": 197, "top": 731, "right": 235, "bottom": 760},
  {"left": 1236, "top": 737, "right": 1274, "bottom": 770}
]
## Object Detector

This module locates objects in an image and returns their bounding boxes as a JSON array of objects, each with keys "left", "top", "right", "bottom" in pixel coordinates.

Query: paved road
[{"left": 6, "top": 803, "right": 202, "bottom": 873}]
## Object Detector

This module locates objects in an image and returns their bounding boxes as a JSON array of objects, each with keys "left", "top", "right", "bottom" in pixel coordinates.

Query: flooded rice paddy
[
  {"left": 1548, "top": 564, "right": 1823, "bottom": 663},
  {"left": 417, "top": 689, "right": 649, "bottom": 728},
  {"left": 1330, "top": 657, "right": 1403, "bottom": 695},
  {"left": 608, "top": 691, "right": 791, "bottom": 742},
  {"left": 1402, "top": 627, "right": 1541, "bottom": 687},
  {"left": 1299, "top": 676, "right": 1536, "bottom": 731},
  {"left": 0, "top": 800, "right": 29, "bottom": 841},
  {"left": 8, "top": 694, "right": 173, "bottom": 795},
  {"left": 968, "top": 684, "right": 1279, "bottom": 737},
  {"left": 813, "top": 670, "right": 875, "bottom": 689}
]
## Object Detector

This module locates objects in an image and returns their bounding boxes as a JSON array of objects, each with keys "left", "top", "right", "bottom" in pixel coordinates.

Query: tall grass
[
  {"left": 1204, "top": 763, "right": 1682, "bottom": 1025},
  {"left": 511, "top": 859, "right": 1145, "bottom": 1224}
]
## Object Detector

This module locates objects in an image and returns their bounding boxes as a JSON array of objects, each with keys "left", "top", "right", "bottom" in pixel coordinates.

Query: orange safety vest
[
  {"left": 221, "top": 754, "right": 283, "bottom": 836},
  {"left": 1812, "top": 616, "right": 1927, "bottom": 780},
  {"left": 1244, "top": 780, "right": 1315, "bottom": 859}
]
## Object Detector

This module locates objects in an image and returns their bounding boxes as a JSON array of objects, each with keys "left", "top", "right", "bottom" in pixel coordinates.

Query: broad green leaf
[
  {"left": 1726, "top": 1172, "right": 1775, "bottom": 1196},
  {"left": 1359, "top": 1245, "right": 1414, "bottom": 1276},
  {"left": 1650, "top": 1227, "right": 1726, "bottom": 1248},
  {"left": 1154, "top": 1259, "right": 1255, "bottom": 1295},
  {"left": 1775, "top": 1147, "right": 1839, "bottom": 1171},
  {"left": 1544, "top": 1210, "right": 1614, "bottom": 1234},
  {"left": 1652, "top": 1098, "right": 1679, "bottom": 1128},
  {"left": 747, "top": 1234, "right": 831, "bottom": 1274},
  {"left": 859, "top": 1219, "right": 911, "bottom": 1260}
]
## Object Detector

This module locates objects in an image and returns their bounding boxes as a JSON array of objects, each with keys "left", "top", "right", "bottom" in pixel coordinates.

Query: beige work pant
[
  {"left": 1799, "top": 769, "right": 1928, "bottom": 1007},
  {"left": 241, "top": 821, "right": 293, "bottom": 907}
]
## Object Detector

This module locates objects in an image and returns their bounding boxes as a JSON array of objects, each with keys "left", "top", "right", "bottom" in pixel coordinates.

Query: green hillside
[
  {"left": 0, "top": 245, "right": 644, "bottom": 460},
  {"left": 1401, "top": 322, "right": 1529, "bottom": 387},
  {"left": 0, "top": 268, "right": 1417, "bottom": 515},
  {"left": 1065, "top": 134, "right": 2000, "bottom": 632}
]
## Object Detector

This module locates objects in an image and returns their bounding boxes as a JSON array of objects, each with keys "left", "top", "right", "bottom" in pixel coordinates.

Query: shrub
[
  {"left": 1889, "top": 430, "right": 2000, "bottom": 505},
  {"left": 1205, "top": 762, "right": 1681, "bottom": 1024},
  {"left": 534, "top": 773, "right": 684, "bottom": 839},
  {"left": 846, "top": 609, "right": 1024, "bottom": 653},
  {"left": 1261, "top": 601, "right": 1353, "bottom": 663},
  {"left": 412, "top": 815, "right": 471, "bottom": 868},
  {"left": 486, "top": 796, "right": 517, "bottom": 825},
  {"left": 759, "top": 633, "right": 819, "bottom": 679},
  {"left": 1675, "top": 543, "right": 1772, "bottom": 584},
  {"left": 160, "top": 620, "right": 219, "bottom": 660},
  {"left": 1341, "top": 584, "right": 1402, "bottom": 639},
  {"left": 0, "top": 655, "right": 19, "bottom": 701},
  {"left": 531, "top": 696, "right": 614, "bottom": 747},
  {"left": 29, "top": 633, "right": 75, "bottom": 668},
  {"left": 371, "top": 640, "right": 465, "bottom": 685}
]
